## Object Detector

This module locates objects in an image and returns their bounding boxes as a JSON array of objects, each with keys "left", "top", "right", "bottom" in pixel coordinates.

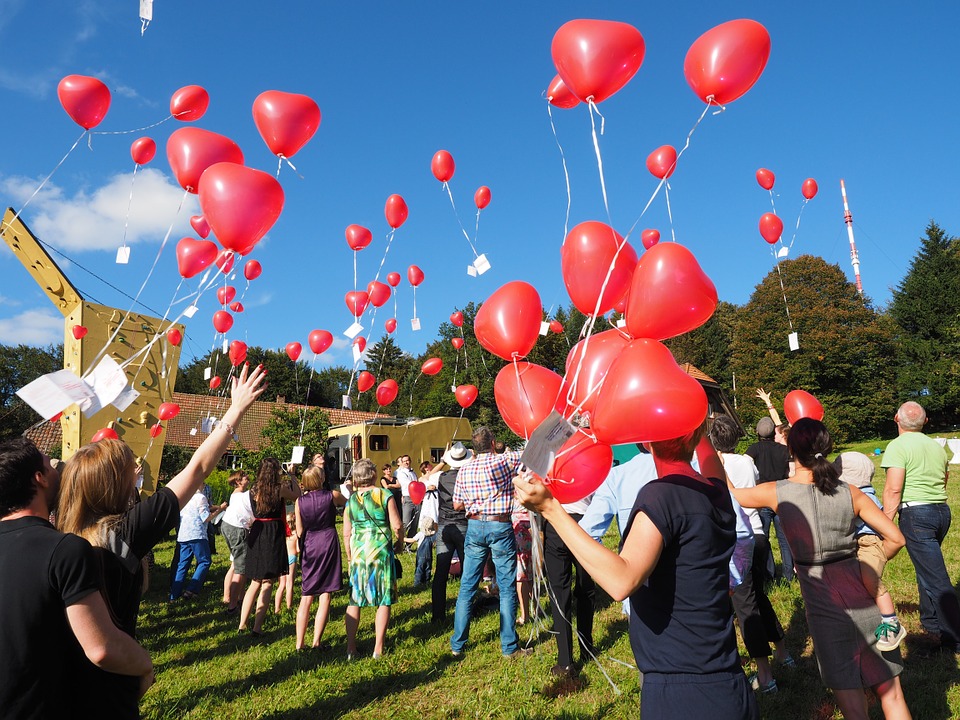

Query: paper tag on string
[
  {"left": 139, "top": 0, "right": 153, "bottom": 22},
  {"left": 520, "top": 410, "right": 577, "bottom": 478},
  {"left": 83, "top": 357, "right": 129, "bottom": 416},
  {"left": 450, "top": 384, "right": 457, "bottom": 392},
  {"left": 616, "top": 317, "right": 627, "bottom": 328},
  {"left": 342, "top": 394, "right": 353, "bottom": 409},
  {"left": 467, "top": 265, "right": 477, "bottom": 277},
  {"left": 116, "top": 247, "right": 130, "bottom": 264},
  {"left": 473, "top": 254, "right": 491, "bottom": 275},
  {"left": 189, "top": 427, "right": 197, "bottom": 436},
  {"left": 411, "top": 317, "right": 421, "bottom": 331},
  {"left": 201, "top": 416, "right": 215, "bottom": 434},
  {"left": 352, "top": 344, "right": 364, "bottom": 363},
  {"left": 344, "top": 322, "right": 363, "bottom": 339},
  {"left": 203, "top": 367, "right": 212, "bottom": 380},
  {"left": 16, "top": 369, "right": 96, "bottom": 420},
  {"left": 112, "top": 385, "right": 139, "bottom": 412},
  {"left": 777, "top": 246, "right": 790, "bottom": 259},
  {"left": 539, "top": 321, "right": 550, "bottom": 336},
  {"left": 290, "top": 446, "right": 305, "bottom": 464},
  {"left": 183, "top": 305, "right": 198, "bottom": 318},
  {"left": 788, "top": 332, "right": 800, "bottom": 351},
  {"left": 222, "top": 339, "right": 228, "bottom": 354}
]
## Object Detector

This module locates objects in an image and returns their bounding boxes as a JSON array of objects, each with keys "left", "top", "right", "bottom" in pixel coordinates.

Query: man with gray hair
[{"left": 882, "top": 401, "right": 960, "bottom": 655}]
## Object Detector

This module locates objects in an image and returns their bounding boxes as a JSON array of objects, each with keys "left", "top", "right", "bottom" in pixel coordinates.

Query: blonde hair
[
  {"left": 301, "top": 465, "right": 325, "bottom": 492},
  {"left": 352, "top": 459, "right": 377, "bottom": 488},
  {"left": 58, "top": 439, "right": 136, "bottom": 547}
]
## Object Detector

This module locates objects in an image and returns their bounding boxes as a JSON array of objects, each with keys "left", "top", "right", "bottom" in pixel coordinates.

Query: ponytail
[
  {"left": 787, "top": 418, "right": 840, "bottom": 495},
  {"left": 810, "top": 452, "right": 840, "bottom": 495}
]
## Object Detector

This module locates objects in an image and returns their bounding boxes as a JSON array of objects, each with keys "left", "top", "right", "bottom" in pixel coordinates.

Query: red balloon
[
  {"left": 198, "top": 163, "right": 284, "bottom": 255},
  {"left": 565, "top": 328, "right": 631, "bottom": 417},
  {"left": 407, "top": 265, "right": 424, "bottom": 287},
  {"left": 684, "top": 19, "right": 771, "bottom": 105},
  {"left": 593, "top": 338, "right": 708, "bottom": 444},
  {"left": 475, "top": 281, "right": 543, "bottom": 361},
  {"left": 561, "top": 221, "right": 637, "bottom": 316},
  {"left": 451, "top": 337, "right": 464, "bottom": 350},
  {"left": 170, "top": 85, "right": 209, "bottom": 122},
  {"left": 431, "top": 150, "right": 455, "bottom": 183},
  {"left": 345, "top": 224, "right": 373, "bottom": 251},
  {"left": 252, "top": 90, "right": 321, "bottom": 158},
  {"left": 130, "top": 137, "right": 156, "bottom": 166},
  {"left": 455, "top": 384, "right": 479, "bottom": 409},
  {"left": 551, "top": 19, "right": 646, "bottom": 104},
  {"left": 625, "top": 242, "right": 717, "bottom": 341},
  {"left": 166, "top": 128, "right": 243, "bottom": 193},
  {"left": 759, "top": 212, "right": 784, "bottom": 244},
  {"left": 613, "top": 291, "right": 628, "bottom": 315},
  {"left": 215, "top": 250, "right": 235, "bottom": 275},
  {"left": 91, "top": 427, "right": 119, "bottom": 442},
  {"left": 166, "top": 328, "right": 182, "bottom": 346},
  {"left": 385, "top": 318, "right": 397, "bottom": 334},
  {"left": 494, "top": 362, "right": 568, "bottom": 439},
  {"left": 386, "top": 272, "right": 401, "bottom": 287},
  {"left": 357, "top": 371, "right": 376, "bottom": 393},
  {"left": 756, "top": 168, "right": 775, "bottom": 190},
  {"left": 802, "top": 178, "right": 819, "bottom": 200},
  {"left": 176, "top": 237, "right": 218, "bottom": 279},
  {"left": 149, "top": 423, "right": 164, "bottom": 439},
  {"left": 421, "top": 357, "right": 443, "bottom": 376},
  {"left": 228, "top": 340, "right": 247, "bottom": 367},
  {"left": 641, "top": 228, "right": 660, "bottom": 250},
  {"left": 285, "top": 342, "right": 302, "bottom": 361},
  {"left": 367, "top": 281, "right": 391, "bottom": 308},
  {"left": 244, "top": 260, "right": 263, "bottom": 281},
  {"left": 376, "top": 379, "right": 399, "bottom": 406},
  {"left": 546, "top": 74, "right": 580, "bottom": 109},
  {"left": 71, "top": 325, "right": 87, "bottom": 340},
  {"left": 209, "top": 376, "right": 222, "bottom": 390},
  {"left": 409, "top": 480, "right": 426, "bottom": 505},
  {"left": 783, "top": 390, "right": 825, "bottom": 425},
  {"left": 385, "top": 194, "right": 408, "bottom": 229},
  {"left": 354, "top": 337, "right": 367, "bottom": 353},
  {"left": 158, "top": 402, "right": 181, "bottom": 421},
  {"left": 547, "top": 431, "right": 613, "bottom": 504},
  {"left": 217, "top": 286, "right": 237, "bottom": 306},
  {"left": 212, "top": 310, "right": 233, "bottom": 334},
  {"left": 646, "top": 145, "right": 677, "bottom": 180},
  {"left": 57, "top": 75, "right": 110, "bottom": 130},
  {"left": 308, "top": 329, "right": 333, "bottom": 355},
  {"left": 229, "top": 301, "right": 244, "bottom": 313},
  {"left": 345, "top": 291, "right": 369, "bottom": 317},
  {"left": 474, "top": 186, "right": 491, "bottom": 210},
  {"left": 190, "top": 215, "right": 211, "bottom": 239},
  {"left": 550, "top": 320, "right": 564, "bottom": 334},
  {"left": 450, "top": 311, "right": 464, "bottom": 327}
]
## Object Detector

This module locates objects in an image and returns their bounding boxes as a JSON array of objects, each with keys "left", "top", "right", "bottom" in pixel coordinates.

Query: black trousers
[
  {"left": 544, "top": 515, "right": 596, "bottom": 666},
  {"left": 731, "top": 533, "right": 785, "bottom": 658},
  {"left": 432, "top": 521, "right": 467, "bottom": 621}
]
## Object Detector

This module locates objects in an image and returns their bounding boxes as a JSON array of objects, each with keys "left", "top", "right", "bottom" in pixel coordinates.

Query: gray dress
[{"left": 776, "top": 480, "right": 903, "bottom": 689}]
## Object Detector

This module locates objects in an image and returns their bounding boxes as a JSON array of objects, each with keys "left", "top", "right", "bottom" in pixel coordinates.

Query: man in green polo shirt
[{"left": 881, "top": 401, "right": 960, "bottom": 655}]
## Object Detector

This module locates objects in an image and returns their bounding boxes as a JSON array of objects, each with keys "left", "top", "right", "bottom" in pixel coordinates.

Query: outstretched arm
[{"left": 756, "top": 388, "right": 784, "bottom": 426}]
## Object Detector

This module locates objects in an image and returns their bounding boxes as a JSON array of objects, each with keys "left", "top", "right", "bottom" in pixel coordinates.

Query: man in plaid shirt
[{"left": 450, "top": 426, "right": 529, "bottom": 658}]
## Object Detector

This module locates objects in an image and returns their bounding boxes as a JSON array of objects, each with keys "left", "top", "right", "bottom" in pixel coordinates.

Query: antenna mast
[{"left": 840, "top": 179, "right": 864, "bottom": 296}]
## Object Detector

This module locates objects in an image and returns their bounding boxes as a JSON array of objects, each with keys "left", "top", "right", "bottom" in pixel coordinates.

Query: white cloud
[
  {"left": 0, "top": 308, "right": 63, "bottom": 345},
  {"left": 1, "top": 169, "right": 198, "bottom": 252},
  {"left": 0, "top": 295, "right": 21, "bottom": 307}
]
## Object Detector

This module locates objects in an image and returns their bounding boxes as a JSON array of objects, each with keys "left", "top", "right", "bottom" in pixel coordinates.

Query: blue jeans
[
  {"left": 170, "top": 538, "right": 211, "bottom": 599},
  {"left": 451, "top": 520, "right": 518, "bottom": 655},
  {"left": 759, "top": 507, "right": 794, "bottom": 582},
  {"left": 415, "top": 533, "right": 435, "bottom": 585},
  {"left": 899, "top": 503, "right": 960, "bottom": 648}
]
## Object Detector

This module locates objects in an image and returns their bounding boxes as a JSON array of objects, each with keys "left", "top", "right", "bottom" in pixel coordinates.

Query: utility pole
[{"left": 840, "top": 179, "right": 864, "bottom": 296}]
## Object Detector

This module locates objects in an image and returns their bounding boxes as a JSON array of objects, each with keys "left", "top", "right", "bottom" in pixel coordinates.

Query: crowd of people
[{"left": 1, "top": 375, "right": 957, "bottom": 719}]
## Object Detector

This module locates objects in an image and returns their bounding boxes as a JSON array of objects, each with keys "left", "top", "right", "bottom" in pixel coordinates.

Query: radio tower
[{"left": 840, "top": 179, "right": 864, "bottom": 296}]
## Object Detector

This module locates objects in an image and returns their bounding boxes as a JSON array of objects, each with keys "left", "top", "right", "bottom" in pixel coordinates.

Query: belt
[
  {"left": 466, "top": 513, "right": 511, "bottom": 523},
  {"left": 900, "top": 500, "right": 943, "bottom": 509}
]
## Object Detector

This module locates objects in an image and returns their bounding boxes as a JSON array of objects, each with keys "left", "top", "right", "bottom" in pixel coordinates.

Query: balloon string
[
  {"left": 665, "top": 182, "right": 677, "bottom": 243},
  {"left": 353, "top": 250, "right": 357, "bottom": 292},
  {"left": 443, "top": 182, "right": 480, "bottom": 258},
  {"left": 461, "top": 326, "right": 468, "bottom": 369},
  {"left": 512, "top": 357, "right": 534, "bottom": 440},
  {"left": 546, "top": 101, "right": 573, "bottom": 243},
  {"left": 768, "top": 188, "right": 777, "bottom": 214},
  {"left": 370, "top": 228, "right": 397, "bottom": 287},
  {"left": 128, "top": 275, "right": 184, "bottom": 387},
  {"left": 412, "top": 286, "right": 418, "bottom": 320},
  {"left": 770, "top": 247, "right": 795, "bottom": 332},
  {"left": 787, "top": 200, "right": 808, "bottom": 251},
  {"left": 275, "top": 156, "right": 283, "bottom": 179},
  {"left": 474, "top": 208, "right": 482, "bottom": 253},
  {"left": 278, "top": 154, "right": 303, "bottom": 179},
  {"left": 298, "top": 354, "right": 319, "bottom": 443},
  {"left": 89, "top": 114, "right": 175, "bottom": 137},
  {"left": 587, "top": 100, "right": 613, "bottom": 229},
  {"left": 119, "top": 163, "right": 140, "bottom": 255}
]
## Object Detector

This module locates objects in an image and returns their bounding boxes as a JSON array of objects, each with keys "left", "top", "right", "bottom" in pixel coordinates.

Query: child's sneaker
[{"left": 875, "top": 621, "right": 907, "bottom": 651}]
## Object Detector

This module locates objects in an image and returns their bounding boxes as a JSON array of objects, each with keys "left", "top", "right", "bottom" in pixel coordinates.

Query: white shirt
[
  {"left": 396, "top": 467, "right": 418, "bottom": 498},
  {"left": 721, "top": 453, "right": 763, "bottom": 534},
  {"left": 221, "top": 490, "right": 254, "bottom": 530}
]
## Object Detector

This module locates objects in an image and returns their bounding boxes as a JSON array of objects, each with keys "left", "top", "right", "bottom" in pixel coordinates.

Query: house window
[
  {"left": 430, "top": 447, "right": 444, "bottom": 463},
  {"left": 369, "top": 435, "right": 390, "bottom": 452}
]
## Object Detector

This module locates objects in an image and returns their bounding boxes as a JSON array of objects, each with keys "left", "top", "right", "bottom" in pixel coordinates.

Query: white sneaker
[{"left": 875, "top": 621, "right": 907, "bottom": 652}]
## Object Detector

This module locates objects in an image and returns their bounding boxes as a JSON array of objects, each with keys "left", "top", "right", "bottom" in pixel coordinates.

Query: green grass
[{"left": 139, "top": 451, "right": 960, "bottom": 719}]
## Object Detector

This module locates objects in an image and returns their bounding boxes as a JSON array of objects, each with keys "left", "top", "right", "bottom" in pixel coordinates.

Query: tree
[
  {"left": 239, "top": 405, "right": 331, "bottom": 472},
  {"left": 730, "top": 255, "right": 897, "bottom": 443},
  {"left": 888, "top": 221, "right": 960, "bottom": 426},
  {"left": 665, "top": 300, "right": 738, "bottom": 396},
  {"left": 0, "top": 343, "right": 63, "bottom": 441}
]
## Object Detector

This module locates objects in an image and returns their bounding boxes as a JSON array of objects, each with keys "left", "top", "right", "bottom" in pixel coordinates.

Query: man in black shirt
[
  {"left": 745, "top": 418, "right": 794, "bottom": 582},
  {"left": 0, "top": 438, "right": 153, "bottom": 720}
]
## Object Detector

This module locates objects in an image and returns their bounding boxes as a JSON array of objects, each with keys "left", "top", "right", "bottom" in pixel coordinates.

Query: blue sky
[{"left": 1, "top": 2, "right": 958, "bottom": 370}]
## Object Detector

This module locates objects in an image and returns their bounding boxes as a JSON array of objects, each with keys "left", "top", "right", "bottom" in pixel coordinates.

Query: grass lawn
[{"left": 138, "top": 439, "right": 960, "bottom": 719}]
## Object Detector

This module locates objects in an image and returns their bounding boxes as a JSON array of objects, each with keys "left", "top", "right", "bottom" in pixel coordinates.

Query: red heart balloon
[
  {"left": 385, "top": 194, "right": 408, "bottom": 229},
  {"left": 212, "top": 310, "right": 233, "bottom": 334},
  {"left": 91, "top": 427, "right": 119, "bottom": 442},
  {"left": 759, "top": 212, "right": 784, "bottom": 244},
  {"left": 431, "top": 150, "right": 455, "bottom": 183},
  {"left": 385, "top": 318, "right": 397, "bottom": 334},
  {"left": 345, "top": 224, "right": 372, "bottom": 251},
  {"left": 176, "top": 237, "right": 218, "bottom": 279},
  {"left": 386, "top": 272, "right": 401, "bottom": 287},
  {"left": 592, "top": 338, "right": 708, "bottom": 444},
  {"left": 215, "top": 250, "right": 235, "bottom": 275},
  {"left": 367, "top": 281, "right": 391, "bottom": 308},
  {"left": 450, "top": 311, "right": 464, "bottom": 327},
  {"left": 624, "top": 242, "right": 717, "bottom": 341},
  {"left": 285, "top": 342, "right": 302, "bottom": 361},
  {"left": 802, "top": 178, "right": 819, "bottom": 200},
  {"left": 376, "top": 379, "right": 399, "bottom": 406},
  {"left": 409, "top": 480, "right": 426, "bottom": 505},
  {"left": 494, "top": 362, "right": 568, "bottom": 439},
  {"left": 158, "top": 402, "right": 181, "bottom": 421},
  {"left": 421, "top": 357, "right": 443, "bottom": 376},
  {"left": 308, "top": 330, "right": 333, "bottom": 355},
  {"left": 149, "top": 422, "right": 164, "bottom": 438},
  {"left": 166, "top": 128, "right": 243, "bottom": 193},
  {"left": 209, "top": 376, "right": 222, "bottom": 390},
  {"left": 646, "top": 145, "right": 678, "bottom": 180},
  {"left": 547, "top": 431, "right": 613, "bottom": 504},
  {"left": 357, "top": 371, "right": 376, "bottom": 393},
  {"left": 455, "top": 384, "right": 479, "bottom": 409},
  {"left": 565, "top": 328, "right": 631, "bottom": 418},
  {"left": 546, "top": 74, "right": 580, "bottom": 109},
  {"left": 641, "top": 229, "right": 660, "bottom": 250},
  {"left": 550, "top": 320, "right": 563, "bottom": 334},
  {"left": 684, "top": 19, "right": 771, "bottom": 105},
  {"left": 229, "top": 301, "right": 244, "bottom": 313},
  {"left": 170, "top": 85, "right": 209, "bottom": 122},
  {"left": 451, "top": 337, "right": 464, "bottom": 350},
  {"left": 475, "top": 281, "right": 542, "bottom": 361},
  {"left": 57, "top": 75, "right": 111, "bottom": 129},
  {"left": 166, "top": 328, "right": 182, "bottom": 346},
  {"left": 252, "top": 90, "right": 321, "bottom": 159},
  {"left": 407, "top": 265, "right": 424, "bottom": 287},
  {"left": 228, "top": 340, "right": 247, "bottom": 367},
  {"left": 756, "top": 168, "right": 775, "bottom": 190},
  {"left": 244, "top": 260, "right": 263, "bottom": 281},
  {"left": 783, "top": 390, "right": 825, "bottom": 425},
  {"left": 190, "top": 215, "right": 211, "bottom": 239},
  {"left": 198, "top": 163, "right": 284, "bottom": 255},
  {"left": 474, "top": 186, "right": 491, "bottom": 210},
  {"left": 72, "top": 325, "right": 88, "bottom": 340},
  {"left": 561, "top": 221, "right": 637, "bottom": 316},
  {"left": 353, "top": 337, "right": 367, "bottom": 353},
  {"left": 217, "top": 286, "right": 237, "bottom": 306},
  {"left": 130, "top": 137, "right": 156, "bottom": 166},
  {"left": 345, "top": 291, "right": 369, "bottom": 317},
  {"left": 551, "top": 20, "right": 646, "bottom": 104}
]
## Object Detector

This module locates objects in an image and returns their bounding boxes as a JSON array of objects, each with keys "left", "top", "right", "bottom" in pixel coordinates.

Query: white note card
[
  {"left": 16, "top": 369, "right": 96, "bottom": 421},
  {"left": 788, "top": 332, "right": 800, "bottom": 351},
  {"left": 539, "top": 321, "right": 550, "bottom": 336},
  {"left": 116, "top": 246, "right": 130, "bottom": 264},
  {"left": 291, "top": 446, "right": 305, "bottom": 464},
  {"left": 344, "top": 322, "right": 363, "bottom": 339},
  {"left": 520, "top": 410, "right": 577, "bottom": 478},
  {"left": 473, "top": 254, "right": 491, "bottom": 275},
  {"left": 342, "top": 394, "right": 353, "bottom": 409},
  {"left": 411, "top": 317, "right": 421, "bottom": 331}
]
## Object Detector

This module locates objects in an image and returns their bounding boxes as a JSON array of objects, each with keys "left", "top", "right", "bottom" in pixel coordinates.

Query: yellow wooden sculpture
[{"left": 2, "top": 208, "right": 183, "bottom": 492}]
